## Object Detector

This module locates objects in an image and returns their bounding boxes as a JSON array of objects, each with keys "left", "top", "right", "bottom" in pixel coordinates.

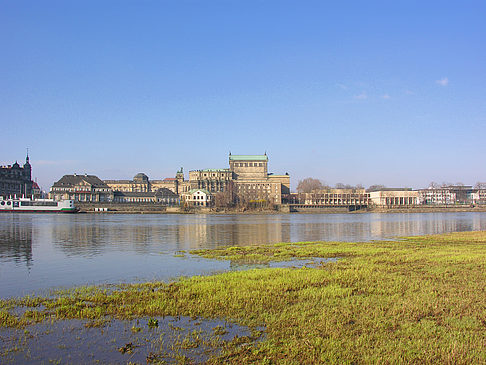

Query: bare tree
[
  {"left": 335, "top": 183, "right": 356, "bottom": 189},
  {"left": 429, "top": 182, "right": 439, "bottom": 189},
  {"left": 214, "top": 181, "right": 237, "bottom": 208},
  {"left": 296, "top": 178, "right": 324, "bottom": 193},
  {"left": 367, "top": 184, "right": 386, "bottom": 192},
  {"left": 474, "top": 182, "right": 486, "bottom": 189}
]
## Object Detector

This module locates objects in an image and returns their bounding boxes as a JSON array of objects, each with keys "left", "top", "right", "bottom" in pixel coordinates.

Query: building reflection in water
[
  {"left": 4, "top": 212, "right": 486, "bottom": 261},
  {"left": 0, "top": 215, "right": 33, "bottom": 267}
]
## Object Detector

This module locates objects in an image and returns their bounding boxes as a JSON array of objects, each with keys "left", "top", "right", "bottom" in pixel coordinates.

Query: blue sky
[{"left": 1, "top": 1, "right": 485, "bottom": 191}]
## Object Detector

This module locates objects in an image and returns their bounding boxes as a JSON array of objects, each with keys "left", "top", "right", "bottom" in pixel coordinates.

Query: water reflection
[
  {"left": 0, "top": 212, "right": 485, "bottom": 298},
  {"left": 0, "top": 215, "right": 33, "bottom": 266}
]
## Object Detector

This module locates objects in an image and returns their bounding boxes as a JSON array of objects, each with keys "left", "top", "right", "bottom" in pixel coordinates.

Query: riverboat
[{"left": 0, "top": 197, "right": 77, "bottom": 213}]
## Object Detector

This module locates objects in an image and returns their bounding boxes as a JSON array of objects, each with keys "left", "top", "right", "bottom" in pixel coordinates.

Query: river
[{"left": 1, "top": 212, "right": 485, "bottom": 298}]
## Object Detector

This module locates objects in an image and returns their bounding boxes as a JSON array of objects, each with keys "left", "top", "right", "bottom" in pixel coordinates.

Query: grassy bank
[{"left": 1, "top": 232, "right": 486, "bottom": 363}]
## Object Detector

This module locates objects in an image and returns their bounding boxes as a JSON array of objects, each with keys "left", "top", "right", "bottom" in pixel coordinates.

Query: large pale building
[
  {"left": 418, "top": 186, "right": 473, "bottom": 205},
  {"left": 50, "top": 174, "right": 113, "bottom": 202},
  {"left": 368, "top": 188, "right": 419, "bottom": 207},
  {"left": 187, "top": 154, "right": 290, "bottom": 205},
  {"left": 229, "top": 154, "right": 290, "bottom": 204},
  {"left": 301, "top": 188, "right": 370, "bottom": 206},
  {"left": 105, "top": 169, "right": 190, "bottom": 196}
]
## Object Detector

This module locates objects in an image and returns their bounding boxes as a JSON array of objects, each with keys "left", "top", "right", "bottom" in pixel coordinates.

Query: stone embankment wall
[
  {"left": 368, "top": 205, "right": 486, "bottom": 213},
  {"left": 76, "top": 202, "right": 173, "bottom": 213}
]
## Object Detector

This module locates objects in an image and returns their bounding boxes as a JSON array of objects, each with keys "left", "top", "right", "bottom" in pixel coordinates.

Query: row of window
[{"left": 233, "top": 162, "right": 264, "bottom": 167}]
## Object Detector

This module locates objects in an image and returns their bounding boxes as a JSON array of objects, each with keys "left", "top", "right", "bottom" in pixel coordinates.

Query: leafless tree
[
  {"left": 367, "top": 184, "right": 386, "bottom": 192},
  {"left": 429, "top": 181, "right": 439, "bottom": 189},
  {"left": 335, "top": 183, "right": 362, "bottom": 189},
  {"left": 296, "top": 178, "right": 324, "bottom": 193},
  {"left": 214, "top": 181, "right": 237, "bottom": 208},
  {"left": 474, "top": 182, "right": 486, "bottom": 189}
]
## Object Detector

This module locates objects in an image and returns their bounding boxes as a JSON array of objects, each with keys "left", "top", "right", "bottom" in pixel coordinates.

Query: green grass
[{"left": 2, "top": 231, "right": 486, "bottom": 364}]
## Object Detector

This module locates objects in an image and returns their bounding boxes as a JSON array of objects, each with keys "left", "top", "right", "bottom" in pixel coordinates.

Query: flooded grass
[
  {"left": 0, "top": 316, "right": 258, "bottom": 364},
  {"left": 1, "top": 231, "right": 486, "bottom": 363}
]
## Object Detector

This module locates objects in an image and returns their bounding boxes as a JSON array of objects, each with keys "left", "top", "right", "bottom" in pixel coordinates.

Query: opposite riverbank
[
  {"left": 76, "top": 201, "right": 486, "bottom": 214},
  {"left": 1, "top": 231, "right": 485, "bottom": 363}
]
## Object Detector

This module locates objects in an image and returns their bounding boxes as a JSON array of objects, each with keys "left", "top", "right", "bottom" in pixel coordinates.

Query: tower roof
[{"left": 229, "top": 155, "right": 268, "bottom": 161}]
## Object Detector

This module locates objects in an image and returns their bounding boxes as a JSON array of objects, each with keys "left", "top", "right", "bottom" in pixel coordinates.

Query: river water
[{"left": 1, "top": 212, "right": 485, "bottom": 298}]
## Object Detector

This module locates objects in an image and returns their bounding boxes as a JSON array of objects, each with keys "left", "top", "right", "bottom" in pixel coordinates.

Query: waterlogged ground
[
  {"left": 0, "top": 316, "right": 263, "bottom": 364},
  {"left": 1, "top": 231, "right": 486, "bottom": 363}
]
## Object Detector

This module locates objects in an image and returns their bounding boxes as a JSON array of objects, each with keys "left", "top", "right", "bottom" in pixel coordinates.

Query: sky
[{"left": 1, "top": 1, "right": 485, "bottom": 192}]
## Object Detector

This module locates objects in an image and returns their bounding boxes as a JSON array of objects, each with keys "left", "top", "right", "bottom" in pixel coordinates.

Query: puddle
[
  {"left": 0, "top": 316, "right": 263, "bottom": 364},
  {"left": 230, "top": 257, "right": 339, "bottom": 270}
]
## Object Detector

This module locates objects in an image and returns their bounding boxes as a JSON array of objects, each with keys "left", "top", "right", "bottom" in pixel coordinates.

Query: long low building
[{"left": 368, "top": 188, "right": 419, "bottom": 207}]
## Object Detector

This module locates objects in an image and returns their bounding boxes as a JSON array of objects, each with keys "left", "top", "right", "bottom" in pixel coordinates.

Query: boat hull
[{"left": 0, "top": 198, "right": 78, "bottom": 213}]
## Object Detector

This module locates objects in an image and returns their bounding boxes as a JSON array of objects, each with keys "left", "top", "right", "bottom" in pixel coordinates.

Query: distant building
[
  {"left": 471, "top": 189, "right": 486, "bottom": 205},
  {"left": 418, "top": 186, "right": 473, "bottom": 205},
  {"left": 187, "top": 153, "right": 290, "bottom": 205},
  {"left": 189, "top": 169, "right": 233, "bottom": 193},
  {"left": 50, "top": 174, "right": 113, "bottom": 202},
  {"left": 31, "top": 181, "right": 42, "bottom": 199},
  {"left": 105, "top": 168, "right": 189, "bottom": 195},
  {"left": 301, "top": 188, "right": 370, "bottom": 207},
  {"left": 368, "top": 188, "right": 419, "bottom": 207},
  {"left": 0, "top": 154, "right": 33, "bottom": 198},
  {"left": 229, "top": 154, "right": 290, "bottom": 204},
  {"left": 113, "top": 188, "right": 179, "bottom": 205},
  {"left": 182, "top": 189, "right": 212, "bottom": 207}
]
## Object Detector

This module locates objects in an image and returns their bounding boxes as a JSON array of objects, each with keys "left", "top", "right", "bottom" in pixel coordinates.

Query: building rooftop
[
  {"left": 229, "top": 155, "right": 268, "bottom": 161},
  {"left": 52, "top": 174, "right": 109, "bottom": 188},
  {"left": 187, "top": 188, "right": 211, "bottom": 195}
]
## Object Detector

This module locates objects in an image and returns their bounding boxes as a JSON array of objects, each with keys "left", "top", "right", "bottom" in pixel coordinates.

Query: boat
[{"left": 0, "top": 196, "right": 77, "bottom": 213}]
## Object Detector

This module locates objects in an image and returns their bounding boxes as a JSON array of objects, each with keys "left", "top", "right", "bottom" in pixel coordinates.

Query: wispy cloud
[
  {"left": 405, "top": 90, "right": 414, "bottom": 95},
  {"left": 354, "top": 92, "right": 367, "bottom": 100},
  {"left": 382, "top": 94, "right": 391, "bottom": 99},
  {"left": 436, "top": 77, "right": 449, "bottom": 86}
]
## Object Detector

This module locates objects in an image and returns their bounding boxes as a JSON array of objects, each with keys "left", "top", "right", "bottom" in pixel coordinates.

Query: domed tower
[{"left": 133, "top": 173, "right": 150, "bottom": 192}]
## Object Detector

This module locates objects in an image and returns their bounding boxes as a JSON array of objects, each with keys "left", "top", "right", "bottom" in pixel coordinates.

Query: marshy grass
[{"left": 1, "top": 231, "right": 486, "bottom": 363}]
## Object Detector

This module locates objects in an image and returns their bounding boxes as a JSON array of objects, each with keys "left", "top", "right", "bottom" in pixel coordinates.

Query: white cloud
[
  {"left": 337, "top": 83, "right": 348, "bottom": 90},
  {"left": 405, "top": 90, "right": 414, "bottom": 95},
  {"left": 436, "top": 77, "right": 449, "bottom": 86},
  {"left": 382, "top": 94, "right": 391, "bottom": 99},
  {"left": 354, "top": 92, "right": 367, "bottom": 100}
]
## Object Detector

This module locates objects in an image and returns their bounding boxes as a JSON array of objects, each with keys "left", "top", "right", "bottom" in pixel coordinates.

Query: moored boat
[{"left": 0, "top": 197, "right": 77, "bottom": 213}]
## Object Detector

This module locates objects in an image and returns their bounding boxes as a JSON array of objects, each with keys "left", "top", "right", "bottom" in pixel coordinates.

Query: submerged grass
[{"left": 1, "top": 231, "right": 486, "bottom": 364}]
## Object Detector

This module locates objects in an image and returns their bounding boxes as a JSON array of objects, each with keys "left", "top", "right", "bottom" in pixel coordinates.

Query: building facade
[
  {"left": 182, "top": 189, "right": 212, "bottom": 207},
  {"left": 0, "top": 155, "right": 33, "bottom": 198},
  {"left": 105, "top": 168, "right": 189, "bottom": 196},
  {"left": 188, "top": 169, "right": 233, "bottom": 193},
  {"left": 418, "top": 186, "right": 473, "bottom": 205},
  {"left": 229, "top": 154, "right": 290, "bottom": 204},
  {"left": 301, "top": 188, "right": 370, "bottom": 206},
  {"left": 186, "top": 154, "right": 290, "bottom": 205},
  {"left": 368, "top": 188, "right": 419, "bottom": 207},
  {"left": 50, "top": 174, "right": 113, "bottom": 202}
]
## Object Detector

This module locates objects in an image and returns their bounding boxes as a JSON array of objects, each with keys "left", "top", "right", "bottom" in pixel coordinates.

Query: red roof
[
  {"left": 32, "top": 182, "right": 40, "bottom": 189},
  {"left": 164, "top": 178, "right": 176, "bottom": 181}
]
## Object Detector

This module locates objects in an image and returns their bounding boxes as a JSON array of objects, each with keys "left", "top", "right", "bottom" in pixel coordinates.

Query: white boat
[{"left": 0, "top": 197, "right": 77, "bottom": 213}]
